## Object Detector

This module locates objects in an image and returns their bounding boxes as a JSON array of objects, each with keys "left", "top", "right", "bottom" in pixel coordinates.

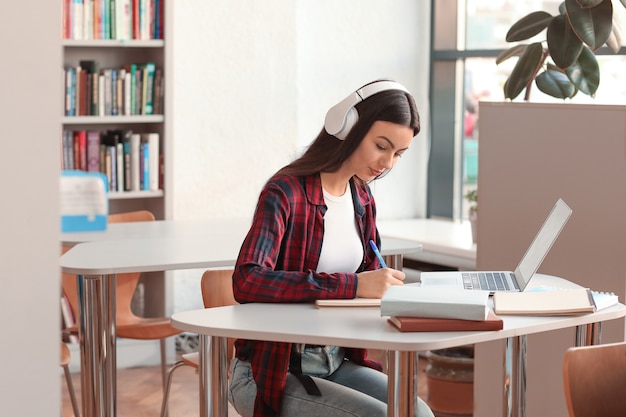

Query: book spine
[
  {"left": 146, "top": 132, "right": 159, "bottom": 190},
  {"left": 108, "top": 143, "right": 117, "bottom": 191},
  {"left": 103, "top": 69, "right": 112, "bottom": 115},
  {"left": 74, "top": 130, "right": 87, "bottom": 171},
  {"left": 62, "top": 130, "right": 74, "bottom": 170},
  {"left": 72, "top": 0, "right": 84, "bottom": 40},
  {"left": 86, "top": 130, "right": 101, "bottom": 172},
  {"left": 98, "top": 72, "right": 105, "bottom": 116},
  {"left": 83, "top": 0, "right": 94, "bottom": 40},
  {"left": 122, "top": 131, "right": 132, "bottom": 190},
  {"left": 110, "top": 69, "right": 118, "bottom": 116},
  {"left": 124, "top": 68, "right": 131, "bottom": 115},
  {"left": 132, "top": 0, "right": 140, "bottom": 39},
  {"left": 140, "top": 138, "right": 149, "bottom": 190},
  {"left": 130, "top": 133, "right": 141, "bottom": 191},
  {"left": 129, "top": 63, "right": 137, "bottom": 115}
]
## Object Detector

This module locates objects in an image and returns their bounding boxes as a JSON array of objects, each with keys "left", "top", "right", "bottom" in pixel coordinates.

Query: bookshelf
[
  {"left": 61, "top": 0, "right": 168, "bottom": 220},
  {"left": 61, "top": 1, "right": 172, "bottom": 347}
]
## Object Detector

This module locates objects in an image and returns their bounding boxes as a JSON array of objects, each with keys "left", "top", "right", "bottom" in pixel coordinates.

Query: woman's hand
[{"left": 356, "top": 268, "right": 405, "bottom": 299}]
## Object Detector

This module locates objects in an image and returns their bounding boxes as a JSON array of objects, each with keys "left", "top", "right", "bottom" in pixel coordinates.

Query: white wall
[
  {"left": 171, "top": 0, "right": 431, "bottom": 312},
  {"left": 0, "top": 2, "right": 61, "bottom": 416}
]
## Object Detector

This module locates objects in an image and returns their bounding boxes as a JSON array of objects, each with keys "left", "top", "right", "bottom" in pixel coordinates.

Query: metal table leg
[
  {"left": 387, "top": 350, "right": 420, "bottom": 416},
  {"left": 199, "top": 335, "right": 229, "bottom": 417},
  {"left": 77, "top": 274, "right": 117, "bottom": 417},
  {"left": 575, "top": 322, "right": 602, "bottom": 346},
  {"left": 504, "top": 335, "right": 527, "bottom": 417}
]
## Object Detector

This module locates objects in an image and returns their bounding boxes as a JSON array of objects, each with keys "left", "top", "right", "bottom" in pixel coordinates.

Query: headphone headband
[{"left": 324, "top": 80, "right": 409, "bottom": 140}]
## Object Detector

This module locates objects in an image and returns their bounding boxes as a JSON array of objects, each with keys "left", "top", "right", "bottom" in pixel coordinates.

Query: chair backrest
[
  {"left": 562, "top": 341, "right": 626, "bottom": 417},
  {"left": 61, "top": 210, "right": 156, "bottom": 323},
  {"left": 200, "top": 269, "right": 238, "bottom": 360}
]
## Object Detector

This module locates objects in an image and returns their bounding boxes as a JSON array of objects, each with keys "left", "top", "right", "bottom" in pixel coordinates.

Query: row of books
[
  {"left": 62, "top": 129, "right": 161, "bottom": 193},
  {"left": 63, "top": 0, "right": 163, "bottom": 40},
  {"left": 64, "top": 60, "right": 163, "bottom": 117}
]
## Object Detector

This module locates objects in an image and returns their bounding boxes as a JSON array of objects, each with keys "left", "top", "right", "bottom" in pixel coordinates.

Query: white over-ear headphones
[{"left": 324, "top": 80, "right": 409, "bottom": 140}]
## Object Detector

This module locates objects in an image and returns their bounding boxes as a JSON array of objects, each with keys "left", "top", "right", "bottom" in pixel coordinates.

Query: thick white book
[
  {"left": 380, "top": 286, "right": 490, "bottom": 321},
  {"left": 145, "top": 133, "right": 160, "bottom": 191}
]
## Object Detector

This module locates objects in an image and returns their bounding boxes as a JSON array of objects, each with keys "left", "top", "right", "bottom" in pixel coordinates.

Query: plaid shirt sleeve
[{"left": 233, "top": 173, "right": 382, "bottom": 416}]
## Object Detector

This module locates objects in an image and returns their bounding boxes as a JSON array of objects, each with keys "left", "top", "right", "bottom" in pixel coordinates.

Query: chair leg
[
  {"left": 63, "top": 364, "right": 81, "bottom": 417},
  {"left": 159, "top": 360, "right": 188, "bottom": 417},
  {"left": 160, "top": 339, "right": 167, "bottom": 393}
]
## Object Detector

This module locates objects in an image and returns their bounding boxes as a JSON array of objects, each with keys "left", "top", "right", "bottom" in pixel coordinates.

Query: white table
[
  {"left": 60, "top": 219, "right": 421, "bottom": 417},
  {"left": 378, "top": 218, "right": 476, "bottom": 270},
  {"left": 171, "top": 274, "right": 626, "bottom": 417}
]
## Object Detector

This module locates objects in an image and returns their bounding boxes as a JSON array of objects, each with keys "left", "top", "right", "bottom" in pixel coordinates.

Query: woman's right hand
[{"left": 355, "top": 268, "right": 405, "bottom": 299}]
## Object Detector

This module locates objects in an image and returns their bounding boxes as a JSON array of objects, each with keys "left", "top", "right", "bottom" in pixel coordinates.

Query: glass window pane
[{"left": 465, "top": 1, "right": 564, "bottom": 50}]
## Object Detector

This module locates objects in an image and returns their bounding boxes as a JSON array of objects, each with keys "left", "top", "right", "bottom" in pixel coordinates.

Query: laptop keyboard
[{"left": 462, "top": 272, "right": 512, "bottom": 291}]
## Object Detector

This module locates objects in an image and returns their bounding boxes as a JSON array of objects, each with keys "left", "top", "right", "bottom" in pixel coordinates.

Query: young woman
[{"left": 230, "top": 80, "right": 434, "bottom": 417}]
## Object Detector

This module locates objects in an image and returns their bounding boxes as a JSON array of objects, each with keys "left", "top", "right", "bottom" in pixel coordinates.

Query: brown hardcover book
[{"left": 388, "top": 310, "right": 503, "bottom": 332}]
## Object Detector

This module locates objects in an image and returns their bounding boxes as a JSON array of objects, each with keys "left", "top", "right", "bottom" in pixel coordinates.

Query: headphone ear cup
[
  {"left": 324, "top": 92, "right": 361, "bottom": 140},
  {"left": 335, "top": 107, "right": 358, "bottom": 140}
]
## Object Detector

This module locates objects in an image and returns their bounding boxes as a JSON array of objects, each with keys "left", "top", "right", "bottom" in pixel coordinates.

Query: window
[{"left": 428, "top": 0, "right": 626, "bottom": 220}]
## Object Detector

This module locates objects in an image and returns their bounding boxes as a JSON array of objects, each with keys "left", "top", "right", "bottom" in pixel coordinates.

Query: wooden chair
[
  {"left": 61, "top": 210, "right": 182, "bottom": 396},
  {"left": 61, "top": 341, "right": 81, "bottom": 417},
  {"left": 562, "top": 341, "right": 626, "bottom": 417},
  {"left": 159, "top": 269, "right": 238, "bottom": 417}
]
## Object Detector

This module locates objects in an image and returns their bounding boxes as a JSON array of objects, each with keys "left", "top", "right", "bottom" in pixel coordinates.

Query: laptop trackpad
[{"left": 421, "top": 277, "right": 459, "bottom": 286}]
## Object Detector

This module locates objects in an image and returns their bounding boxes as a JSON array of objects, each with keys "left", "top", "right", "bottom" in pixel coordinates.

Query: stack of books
[{"left": 380, "top": 286, "right": 503, "bottom": 332}]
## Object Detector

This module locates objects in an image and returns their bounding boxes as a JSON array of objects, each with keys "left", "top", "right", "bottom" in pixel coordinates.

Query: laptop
[{"left": 419, "top": 198, "right": 572, "bottom": 293}]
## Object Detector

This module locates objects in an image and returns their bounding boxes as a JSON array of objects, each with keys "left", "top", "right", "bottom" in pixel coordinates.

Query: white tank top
[{"left": 317, "top": 186, "right": 363, "bottom": 274}]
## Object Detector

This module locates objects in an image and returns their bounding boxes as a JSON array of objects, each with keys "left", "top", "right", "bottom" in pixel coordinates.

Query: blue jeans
[{"left": 229, "top": 358, "right": 435, "bottom": 417}]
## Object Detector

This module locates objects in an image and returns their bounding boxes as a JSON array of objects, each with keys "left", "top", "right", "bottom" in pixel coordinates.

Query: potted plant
[
  {"left": 465, "top": 189, "right": 477, "bottom": 244},
  {"left": 496, "top": 0, "right": 626, "bottom": 101},
  {"left": 425, "top": 345, "right": 475, "bottom": 417}
]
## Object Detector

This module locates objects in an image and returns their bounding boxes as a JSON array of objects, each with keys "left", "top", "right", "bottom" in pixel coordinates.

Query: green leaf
[
  {"left": 566, "top": 0, "right": 613, "bottom": 50},
  {"left": 536, "top": 69, "right": 578, "bottom": 99},
  {"left": 547, "top": 14, "right": 583, "bottom": 68},
  {"left": 504, "top": 42, "right": 544, "bottom": 100},
  {"left": 565, "top": 45, "right": 600, "bottom": 96},
  {"left": 496, "top": 44, "right": 529, "bottom": 64},
  {"left": 506, "top": 11, "right": 553, "bottom": 42}
]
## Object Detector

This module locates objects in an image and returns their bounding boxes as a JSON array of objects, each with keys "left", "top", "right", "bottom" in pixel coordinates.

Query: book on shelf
[
  {"left": 86, "top": 130, "right": 101, "bottom": 172},
  {"left": 388, "top": 310, "right": 503, "bottom": 332},
  {"left": 64, "top": 61, "right": 164, "bottom": 117},
  {"left": 145, "top": 133, "right": 160, "bottom": 191},
  {"left": 130, "top": 133, "right": 141, "bottom": 191},
  {"left": 142, "top": 62, "right": 156, "bottom": 115},
  {"left": 380, "top": 285, "right": 490, "bottom": 321},
  {"left": 64, "top": 0, "right": 163, "bottom": 40},
  {"left": 493, "top": 288, "right": 596, "bottom": 316}
]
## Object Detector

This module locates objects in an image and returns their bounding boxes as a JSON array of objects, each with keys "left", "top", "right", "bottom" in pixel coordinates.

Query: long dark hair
[{"left": 276, "top": 81, "right": 420, "bottom": 187}]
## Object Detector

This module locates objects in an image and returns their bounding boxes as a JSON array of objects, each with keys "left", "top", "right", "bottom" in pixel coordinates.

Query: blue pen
[{"left": 369, "top": 240, "right": 387, "bottom": 268}]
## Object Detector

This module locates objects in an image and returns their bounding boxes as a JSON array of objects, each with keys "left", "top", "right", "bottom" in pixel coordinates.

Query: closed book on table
[
  {"left": 388, "top": 310, "right": 503, "bottom": 332},
  {"left": 493, "top": 288, "right": 595, "bottom": 316},
  {"left": 381, "top": 285, "right": 490, "bottom": 321},
  {"left": 315, "top": 298, "right": 381, "bottom": 308}
]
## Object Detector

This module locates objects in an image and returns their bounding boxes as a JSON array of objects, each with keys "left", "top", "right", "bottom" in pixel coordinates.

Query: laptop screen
[{"left": 514, "top": 199, "right": 572, "bottom": 290}]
